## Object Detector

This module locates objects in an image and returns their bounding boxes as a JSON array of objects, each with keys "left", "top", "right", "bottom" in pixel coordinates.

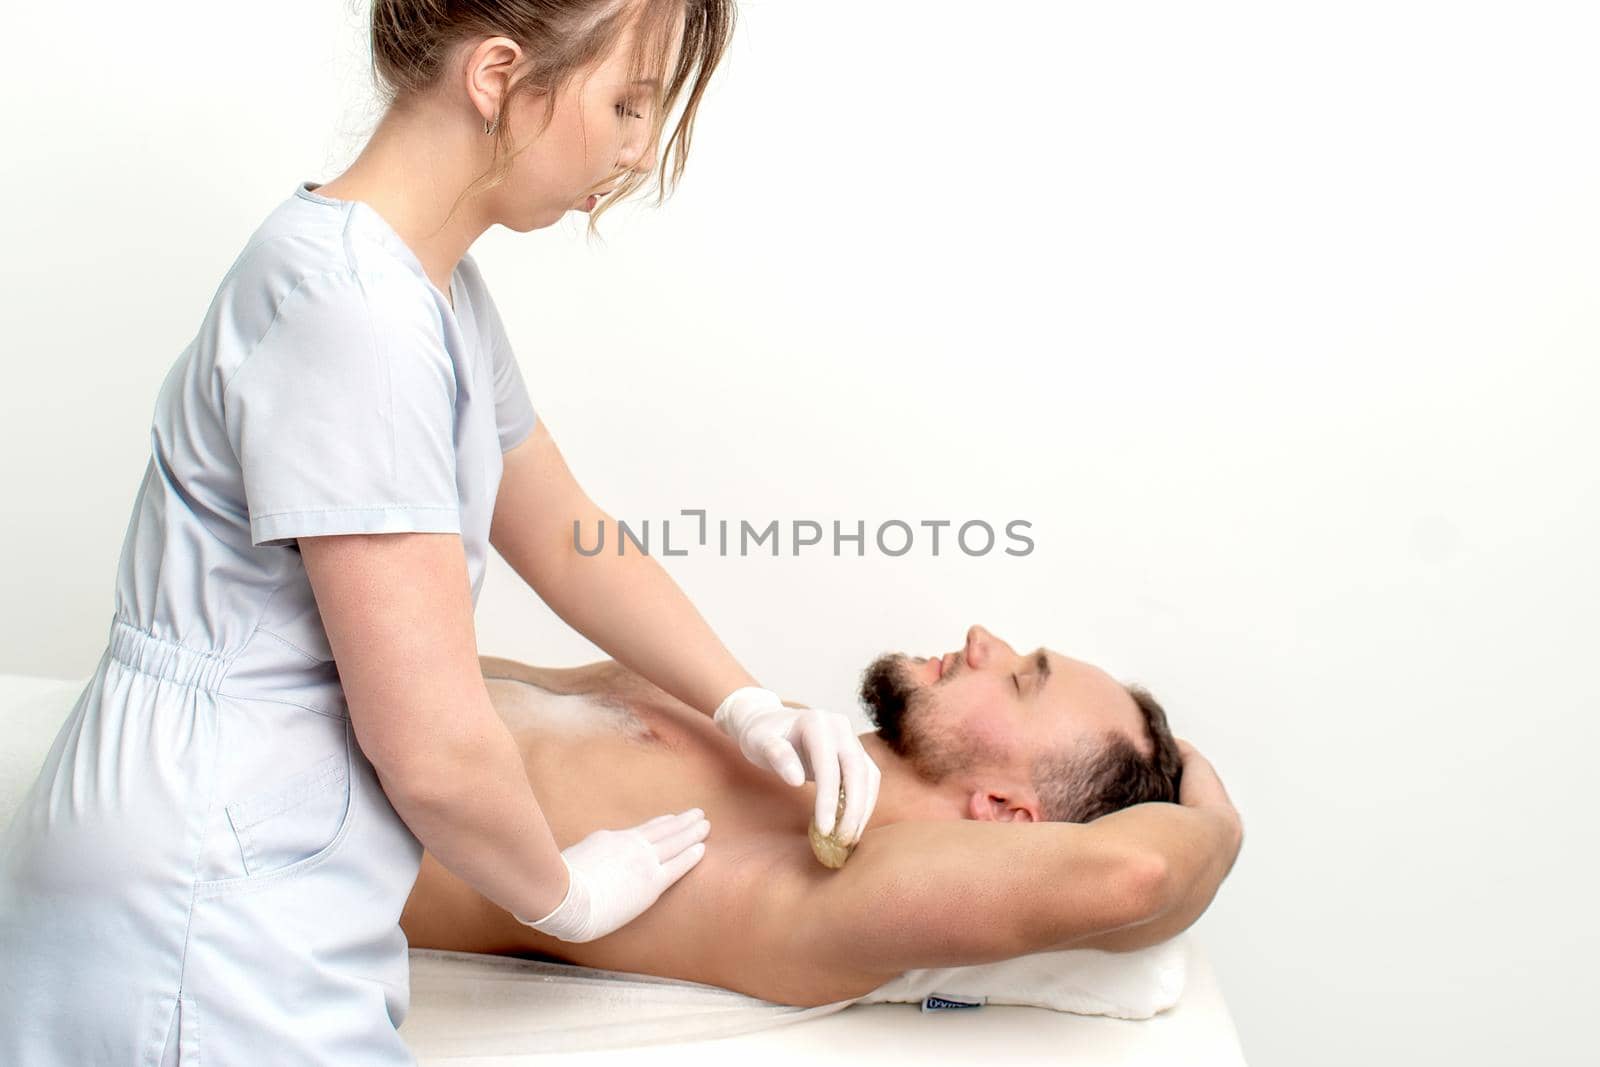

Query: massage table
[{"left": 1, "top": 670, "right": 1248, "bottom": 1064}]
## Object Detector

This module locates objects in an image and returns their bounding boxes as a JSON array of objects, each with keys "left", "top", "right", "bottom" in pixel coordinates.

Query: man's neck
[{"left": 858, "top": 732, "right": 970, "bottom": 830}]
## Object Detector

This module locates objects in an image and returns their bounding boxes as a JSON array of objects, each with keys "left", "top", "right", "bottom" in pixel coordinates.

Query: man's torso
[{"left": 398, "top": 658, "right": 895, "bottom": 1005}]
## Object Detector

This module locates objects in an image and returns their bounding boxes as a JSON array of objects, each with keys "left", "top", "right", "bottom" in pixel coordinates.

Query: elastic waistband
[{"left": 107, "top": 616, "right": 233, "bottom": 692}]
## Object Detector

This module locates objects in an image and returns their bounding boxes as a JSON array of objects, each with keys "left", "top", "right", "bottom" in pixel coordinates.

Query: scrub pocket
[{"left": 225, "top": 750, "right": 351, "bottom": 877}]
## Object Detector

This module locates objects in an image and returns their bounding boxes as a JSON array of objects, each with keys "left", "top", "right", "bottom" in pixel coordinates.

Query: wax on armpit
[{"left": 808, "top": 785, "right": 855, "bottom": 869}]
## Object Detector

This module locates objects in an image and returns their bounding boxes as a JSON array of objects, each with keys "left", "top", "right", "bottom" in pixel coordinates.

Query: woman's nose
[{"left": 619, "top": 130, "right": 660, "bottom": 178}]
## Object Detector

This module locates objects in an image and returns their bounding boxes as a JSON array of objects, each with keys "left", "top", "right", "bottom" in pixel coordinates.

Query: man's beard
[{"left": 858, "top": 653, "right": 975, "bottom": 784}]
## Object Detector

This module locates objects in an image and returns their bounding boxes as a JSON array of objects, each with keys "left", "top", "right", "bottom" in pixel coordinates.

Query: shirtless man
[{"left": 399, "top": 624, "right": 1244, "bottom": 1007}]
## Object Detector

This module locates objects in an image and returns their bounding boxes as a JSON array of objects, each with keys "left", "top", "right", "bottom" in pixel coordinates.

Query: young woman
[{"left": 0, "top": 1, "right": 880, "bottom": 1063}]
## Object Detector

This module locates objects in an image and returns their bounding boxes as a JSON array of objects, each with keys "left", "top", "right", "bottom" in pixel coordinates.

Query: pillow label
[{"left": 921, "top": 994, "right": 986, "bottom": 1012}]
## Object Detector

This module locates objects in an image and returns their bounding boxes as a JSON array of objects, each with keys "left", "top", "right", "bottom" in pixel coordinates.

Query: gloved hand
[
  {"left": 713, "top": 687, "right": 882, "bottom": 845},
  {"left": 515, "top": 808, "right": 710, "bottom": 943}
]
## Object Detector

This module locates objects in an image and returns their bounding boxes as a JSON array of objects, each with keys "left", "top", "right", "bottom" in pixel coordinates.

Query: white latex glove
[
  {"left": 515, "top": 808, "right": 710, "bottom": 943},
  {"left": 713, "top": 686, "right": 882, "bottom": 844}
]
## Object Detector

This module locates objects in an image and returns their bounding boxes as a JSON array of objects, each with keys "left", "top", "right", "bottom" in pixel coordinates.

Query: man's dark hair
[{"left": 1030, "top": 684, "right": 1183, "bottom": 823}]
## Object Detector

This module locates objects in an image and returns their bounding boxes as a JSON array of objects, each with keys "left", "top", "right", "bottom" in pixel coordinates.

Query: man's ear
[{"left": 966, "top": 789, "right": 1039, "bottom": 823}]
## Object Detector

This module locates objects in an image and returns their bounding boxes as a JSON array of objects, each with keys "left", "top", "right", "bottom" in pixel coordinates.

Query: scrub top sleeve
[
  {"left": 223, "top": 270, "right": 463, "bottom": 549},
  {"left": 491, "top": 336, "right": 540, "bottom": 454},
  {"left": 472, "top": 276, "right": 540, "bottom": 453}
]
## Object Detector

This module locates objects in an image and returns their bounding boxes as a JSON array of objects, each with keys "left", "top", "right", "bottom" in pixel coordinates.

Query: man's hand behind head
[{"left": 1175, "top": 738, "right": 1242, "bottom": 837}]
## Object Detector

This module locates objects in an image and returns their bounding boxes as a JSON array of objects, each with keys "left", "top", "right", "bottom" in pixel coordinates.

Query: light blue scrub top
[
  {"left": 142, "top": 179, "right": 539, "bottom": 675},
  {"left": 0, "top": 180, "right": 540, "bottom": 1065}
]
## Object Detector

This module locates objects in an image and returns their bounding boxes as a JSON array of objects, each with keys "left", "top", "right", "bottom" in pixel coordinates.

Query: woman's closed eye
[{"left": 615, "top": 103, "right": 645, "bottom": 119}]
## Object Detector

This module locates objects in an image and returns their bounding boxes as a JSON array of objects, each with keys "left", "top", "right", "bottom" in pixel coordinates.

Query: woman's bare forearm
[
  {"left": 530, "top": 507, "right": 761, "bottom": 715},
  {"left": 381, "top": 701, "right": 572, "bottom": 924},
  {"left": 488, "top": 424, "right": 760, "bottom": 716}
]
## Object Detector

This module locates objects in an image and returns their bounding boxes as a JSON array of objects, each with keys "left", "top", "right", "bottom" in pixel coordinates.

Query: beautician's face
[
  {"left": 858, "top": 624, "right": 1152, "bottom": 789},
  {"left": 476, "top": 5, "right": 683, "bottom": 231}
]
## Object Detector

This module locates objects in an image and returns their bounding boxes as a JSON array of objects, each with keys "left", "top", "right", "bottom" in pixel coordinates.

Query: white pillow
[{"left": 861, "top": 936, "right": 1188, "bottom": 1018}]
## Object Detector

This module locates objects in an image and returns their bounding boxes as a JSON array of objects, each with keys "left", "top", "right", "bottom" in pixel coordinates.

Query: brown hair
[
  {"left": 368, "top": 0, "right": 736, "bottom": 238},
  {"left": 1030, "top": 683, "right": 1184, "bottom": 823}
]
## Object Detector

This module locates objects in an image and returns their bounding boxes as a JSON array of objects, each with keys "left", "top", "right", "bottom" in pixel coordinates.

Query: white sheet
[
  {"left": 2, "top": 671, "right": 1247, "bottom": 1064},
  {"left": 399, "top": 937, "right": 1245, "bottom": 1065}
]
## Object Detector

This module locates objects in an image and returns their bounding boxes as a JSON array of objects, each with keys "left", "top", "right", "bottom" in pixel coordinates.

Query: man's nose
[{"left": 964, "top": 624, "right": 995, "bottom": 668}]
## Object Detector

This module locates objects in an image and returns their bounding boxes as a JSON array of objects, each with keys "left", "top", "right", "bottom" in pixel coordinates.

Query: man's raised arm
[
  {"left": 784, "top": 741, "right": 1243, "bottom": 977},
  {"left": 785, "top": 817, "right": 1165, "bottom": 978},
  {"left": 1074, "top": 741, "right": 1244, "bottom": 951},
  {"left": 1067, "top": 800, "right": 1243, "bottom": 952}
]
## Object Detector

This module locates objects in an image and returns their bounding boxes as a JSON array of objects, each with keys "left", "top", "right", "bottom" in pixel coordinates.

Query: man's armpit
[{"left": 783, "top": 819, "right": 1158, "bottom": 977}]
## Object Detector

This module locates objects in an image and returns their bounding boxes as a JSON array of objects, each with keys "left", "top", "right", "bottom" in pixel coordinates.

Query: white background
[{"left": 2, "top": 2, "right": 1597, "bottom": 1063}]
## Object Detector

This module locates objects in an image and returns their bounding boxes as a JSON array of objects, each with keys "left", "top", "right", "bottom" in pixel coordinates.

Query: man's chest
[{"left": 493, "top": 681, "right": 865, "bottom": 998}]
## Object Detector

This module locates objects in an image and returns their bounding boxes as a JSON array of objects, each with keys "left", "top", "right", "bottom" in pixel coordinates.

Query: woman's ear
[{"left": 463, "top": 36, "right": 526, "bottom": 126}]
